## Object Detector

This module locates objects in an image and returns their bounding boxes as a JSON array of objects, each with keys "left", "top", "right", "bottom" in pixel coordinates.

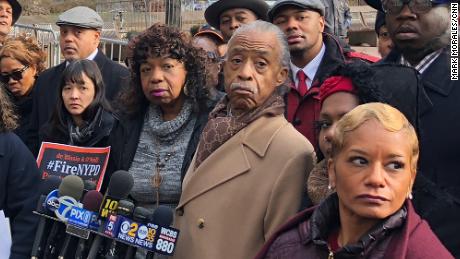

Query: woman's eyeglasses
[
  {"left": 0, "top": 65, "right": 29, "bottom": 84},
  {"left": 382, "top": 0, "right": 446, "bottom": 14}
]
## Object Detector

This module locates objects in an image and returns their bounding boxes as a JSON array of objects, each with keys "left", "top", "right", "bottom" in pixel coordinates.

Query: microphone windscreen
[
  {"left": 133, "top": 207, "right": 151, "bottom": 223},
  {"left": 116, "top": 200, "right": 135, "bottom": 217},
  {"left": 39, "top": 176, "right": 61, "bottom": 195},
  {"left": 152, "top": 205, "right": 173, "bottom": 226},
  {"left": 82, "top": 190, "right": 104, "bottom": 212},
  {"left": 107, "top": 170, "right": 134, "bottom": 199},
  {"left": 58, "top": 175, "right": 84, "bottom": 200},
  {"left": 83, "top": 180, "right": 96, "bottom": 191}
]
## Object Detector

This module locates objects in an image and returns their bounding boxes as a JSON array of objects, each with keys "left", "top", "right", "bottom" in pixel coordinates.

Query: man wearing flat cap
[
  {"left": 26, "top": 6, "right": 129, "bottom": 155},
  {"left": 204, "top": 0, "right": 270, "bottom": 42},
  {"left": 0, "top": 0, "right": 21, "bottom": 44},
  {"left": 365, "top": 0, "right": 460, "bottom": 256},
  {"left": 268, "top": 0, "right": 378, "bottom": 151}
]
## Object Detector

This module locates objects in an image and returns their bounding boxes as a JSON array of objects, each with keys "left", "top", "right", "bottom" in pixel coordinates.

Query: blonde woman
[{"left": 256, "top": 103, "right": 453, "bottom": 259}]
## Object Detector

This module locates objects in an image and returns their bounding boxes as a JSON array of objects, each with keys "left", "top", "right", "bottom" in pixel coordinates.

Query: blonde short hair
[{"left": 331, "top": 103, "right": 419, "bottom": 172}]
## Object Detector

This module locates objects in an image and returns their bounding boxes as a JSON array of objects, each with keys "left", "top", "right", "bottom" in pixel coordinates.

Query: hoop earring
[{"left": 183, "top": 82, "right": 189, "bottom": 96}]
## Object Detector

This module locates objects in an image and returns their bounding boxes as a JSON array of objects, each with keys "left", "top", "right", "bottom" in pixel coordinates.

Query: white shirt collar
[
  {"left": 290, "top": 43, "right": 326, "bottom": 89},
  {"left": 86, "top": 48, "right": 99, "bottom": 61}
]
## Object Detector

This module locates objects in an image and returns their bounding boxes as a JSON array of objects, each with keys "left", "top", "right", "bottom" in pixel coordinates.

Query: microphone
[
  {"left": 146, "top": 206, "right": 175, "bottom": 259},
  {"left": 31, "top": 176, "right": 62, "bottom": 259},
  {"left": 99, "top": 170, "right": 134, "bottom": 219},
  {"left": 151, "top": 205, "right": 174, "bottom": 227},
  {"left": 68, "top": 190, "right": 104, "bottom": 259},
  {"left": 83, "top": 190, "right": 104, "bottom": 230},
  {"left": 124, "top": 206, "right": 153, "bottom": 259},
  {"left": 87, "top": 171, "right": 134, "bottom": 259},
  {"left": 83, "top": 179, "right": 97, "bottom": 192},
  {"left": 43, "top": 175, "right": 84, "bottom": 258},
  {"left": 105, "top": 200, "right": 135, "bottom": 258}
]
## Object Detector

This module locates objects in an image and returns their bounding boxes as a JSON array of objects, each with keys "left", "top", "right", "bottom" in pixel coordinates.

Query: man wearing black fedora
[
  {"left": 0, "top": 0, "right": 21, "bottom": 44},
  {"left": 367, "top": 0, "right": 460, "bottom": 256},
  {"left": 204, "top": 0, "right": 270, "bottom": 42}
]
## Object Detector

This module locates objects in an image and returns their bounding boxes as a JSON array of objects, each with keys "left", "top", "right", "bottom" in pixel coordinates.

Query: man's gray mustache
[{"left": 230, "top": 83, "right": 257, "bottom": 94}]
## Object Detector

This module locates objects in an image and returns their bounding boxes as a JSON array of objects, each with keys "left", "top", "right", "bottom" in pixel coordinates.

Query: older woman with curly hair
[
  {"left": 0, "top": 35, "right": 46, "bottom": 143},
  {"left": 109, "top": 23, "right": 215, "bottom": 210},
  {"left": 0, "top": 85, "right": 40, "bottom": 258}
]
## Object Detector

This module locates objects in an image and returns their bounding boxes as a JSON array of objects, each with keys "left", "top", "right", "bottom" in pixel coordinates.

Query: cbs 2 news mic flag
[
  {"left": 104, "top": 214, "right": 180, "bottom": 255},
  {"left": 37, "top": 142, "right": 110, "bottom": 191}
]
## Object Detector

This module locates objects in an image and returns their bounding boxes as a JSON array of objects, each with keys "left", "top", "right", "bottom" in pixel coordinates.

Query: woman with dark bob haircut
[
  {"left": 40, "top": 59, "right": 115, "bottom": 148},
  {"left": 109, "top": 23, "right": 216, "bottom": 211}
]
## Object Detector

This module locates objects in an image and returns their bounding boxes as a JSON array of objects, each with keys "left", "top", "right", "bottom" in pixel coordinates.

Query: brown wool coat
[{"left": 172, "top": 115, "right": 316, "bottom": 259}]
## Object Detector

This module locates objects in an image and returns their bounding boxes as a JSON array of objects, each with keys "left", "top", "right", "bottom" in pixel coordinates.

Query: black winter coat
[
  {"left": 26, "top": 51, "right": 130, "bottom": 155},
  {"left": 10, "top": 87, "right": 35, "bottom": 145},
  {"left": 0, "top": 132, "right": 40, "bottom": 259},
  {"left": 382, "top": 46, "right": 460, "bottom": 257}
]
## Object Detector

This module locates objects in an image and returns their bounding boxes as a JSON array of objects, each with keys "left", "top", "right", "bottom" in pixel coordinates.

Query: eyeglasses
[
  {"left": 0, "top": 65, "right": 29, "bottom": 84},
  {"left": 206, "top": 51, "right": 223, "bottom": 63},
  {"left": 382, "top": 0, "right": 446, "bottom": 14}
]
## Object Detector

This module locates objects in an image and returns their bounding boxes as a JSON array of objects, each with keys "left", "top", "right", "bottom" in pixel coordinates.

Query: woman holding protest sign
[
  {"left": 39, "top": 59, "right": 116, "bottom": 149},
  {"left": 0, "top": 84, "right": 40, "bottom": 258},
  {"left": 108, "top": 23, "right": 215, "bottom": 211}
]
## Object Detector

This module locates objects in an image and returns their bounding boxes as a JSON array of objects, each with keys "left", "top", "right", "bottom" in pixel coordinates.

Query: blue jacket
[{"left": 0, "top": 132, "right": 40, "bottom": 259}]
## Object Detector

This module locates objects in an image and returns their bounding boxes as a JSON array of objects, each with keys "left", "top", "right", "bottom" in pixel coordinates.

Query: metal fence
[
  {"left": 11, "top": 23, "right": 128, "bottom": 69},
  {"left": 96, "top": 0, "right": 207, "bottom": 33},
  {"left": 9, "top": 0, "right": 220, "bottom": 69}
]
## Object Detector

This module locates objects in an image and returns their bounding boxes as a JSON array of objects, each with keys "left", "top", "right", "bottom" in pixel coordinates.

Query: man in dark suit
[
  {"left": 27, "top": 6, "right": 129, "bottom": 154},
  {"left": 366, "top": 0, "right": 459, "bottom": 256}
]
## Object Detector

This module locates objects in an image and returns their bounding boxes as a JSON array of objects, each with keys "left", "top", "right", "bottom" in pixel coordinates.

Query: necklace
[{"left": 150, "top": 136, "right": 175, "bottom": 208}]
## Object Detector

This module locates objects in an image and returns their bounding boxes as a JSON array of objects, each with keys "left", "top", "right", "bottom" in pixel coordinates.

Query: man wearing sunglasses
[
  {"left": 366, "top": 0, "right": 460, "bottom": 256},
  {"left": 26, "top": 6, "right": 129, "bottom": 155}
]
